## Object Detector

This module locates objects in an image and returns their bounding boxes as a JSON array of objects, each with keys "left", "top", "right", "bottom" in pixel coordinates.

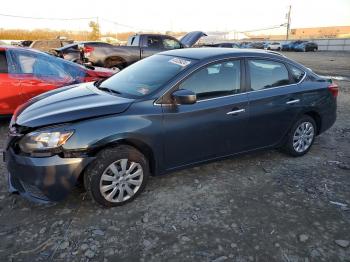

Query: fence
[{"left": 308, "top": 38, "right": 350, "bottom": 51}]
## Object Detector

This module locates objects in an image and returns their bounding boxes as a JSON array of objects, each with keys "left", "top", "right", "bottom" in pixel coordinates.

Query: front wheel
[
  {"left": 84, "top": 145, "right": 149, "bottom": 207},
  {"left": 282, "top": 115, "right": 316, "bottom": 157}
]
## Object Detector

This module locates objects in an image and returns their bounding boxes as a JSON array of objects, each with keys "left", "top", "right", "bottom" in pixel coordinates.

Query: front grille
[{"left": 20, "top": 180, "right": 49, "bottom": 201}]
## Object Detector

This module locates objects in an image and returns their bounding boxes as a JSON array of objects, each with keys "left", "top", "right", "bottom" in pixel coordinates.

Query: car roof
[
  {"left": 159, "top": 47, "right": 285, "bottom": 60},
  {"left": 55, "top": 41, "right": 112, "bottom": 50},
  {"left": 0, "top": 45, "right": 89, "bottom": 67},
  {"left": 0, "top": 45, "right": 48, "bottom": 53}
]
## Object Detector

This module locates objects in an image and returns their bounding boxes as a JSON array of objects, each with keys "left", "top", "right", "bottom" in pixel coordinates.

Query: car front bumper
[{"left": 4, "top": 148, "right": 94, "bottom": 203}]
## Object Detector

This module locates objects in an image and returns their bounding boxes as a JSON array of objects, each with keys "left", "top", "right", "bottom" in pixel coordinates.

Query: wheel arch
[
  {"left": 90, "top": 138, "right": 157, "bottom": 176},
  {"left": 104, "top": 56, "right": 127, "bottom": 69},
  {"left": 303, "top": 111, "right": 322, "bottom": 135}
]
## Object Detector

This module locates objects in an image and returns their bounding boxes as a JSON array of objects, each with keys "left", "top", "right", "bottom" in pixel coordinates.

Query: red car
[{"left": 0, "top": 46, "right": 116, "bottom": 115}]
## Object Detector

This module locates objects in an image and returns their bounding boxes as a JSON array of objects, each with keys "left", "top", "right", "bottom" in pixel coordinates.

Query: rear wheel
[
  {"left": 105, "top": 58, "right": 125, "bottom": 71},
  {"left": 84, "top": 145, "right": 149, "bottom": 207},
  {"left": 282, "top": 115, "right": 316, "bottom": 157}
]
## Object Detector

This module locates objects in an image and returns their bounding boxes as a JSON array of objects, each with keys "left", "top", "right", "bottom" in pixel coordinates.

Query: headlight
[{"left": 19, "top": 130, "right": 74, "bottom": 154}]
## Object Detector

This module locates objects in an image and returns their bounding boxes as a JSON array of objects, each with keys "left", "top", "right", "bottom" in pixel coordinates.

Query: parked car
[
  {"left": 52, "top": 41, "right": 114, "bottom": 64},
  {"left": 4, "top": 48, "right": 337, "bottom": 207},
  {"left": 294, "top": 41, "right": 318, "bottom": 52},
  {"left": 239, "top": 42, "right": 252, "bottom": 48},
  {"left": 0, "top": 46, "right": 116, "bottom": 115},
  {"left": 30, "top": 39, "right": 74, "bottom": 52},
  {"left": 281, "top": 41, "right": 291, "bottom": 51},
  {"left": 266, "top": 42, "right": 282, "bottom": 51},
  {"left": 60, "top": 31, "right": 206, "bottom": 70},
  {"left": 19, "top": 40, "right": 33, "bottom": 47},
  {"left": 282, "top": 41, "right": 306, "bottom": 51},
  {"left": 247, "top": 42, "right": 265, "bottom": 49},
  {"left": 204, "top": 42, "right": 240, "bottom": 48}
]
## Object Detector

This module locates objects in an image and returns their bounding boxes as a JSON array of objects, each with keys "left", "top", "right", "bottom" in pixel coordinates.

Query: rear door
[
  {"left": 140, "top": 35, "right": 163, "bottom": 58},
  {"left": 0, "top": 50, "right": 22, "bottom": 115},
  {"left": 245, "top": 58, "right": 304, "bottom": 149},
  {"left": 162, "top": 59, "right": 249, "bottom": 170},
  {"left": 9, "top": 50, "right": 74, "bottom": 103}
]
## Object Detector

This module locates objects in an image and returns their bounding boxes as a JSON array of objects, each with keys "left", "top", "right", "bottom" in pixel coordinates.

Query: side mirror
[{"left": 172, "top": 89, "right": 197, "bottom": 105}]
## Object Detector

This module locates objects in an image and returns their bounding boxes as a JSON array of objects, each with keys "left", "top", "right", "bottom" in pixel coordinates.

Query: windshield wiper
[
  {"left": 94, "top": 79, "right": 104, "bottom": 87},
  {"left": 96, "top": 86, "right": 122, "bottom": 95}
]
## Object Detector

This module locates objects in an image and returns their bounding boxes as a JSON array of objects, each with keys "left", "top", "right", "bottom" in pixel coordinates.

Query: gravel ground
[{"left": 0, "top": 51, "right": 349, "bottom": 262}]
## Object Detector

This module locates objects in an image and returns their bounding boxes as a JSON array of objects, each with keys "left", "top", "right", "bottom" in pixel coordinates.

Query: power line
[
  {"left": 100, "top": 18, "right": 153, "bottom": 32},
  {"left": 0, "top": 13, "right": 150, "bottom": 32},
  {"left": 0, "top": 13, "right": 96, "bottom": 21},
  {"left": 238, "top": 24, "right": 286, "bottom": 33}
]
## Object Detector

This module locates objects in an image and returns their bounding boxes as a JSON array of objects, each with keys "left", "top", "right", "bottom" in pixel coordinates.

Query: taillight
[
  {"left": 328, "top": 83, "right": 339, "bottom": 98},
  {"left": 83, "top": 45, "right": 94, "bottom": 53}
]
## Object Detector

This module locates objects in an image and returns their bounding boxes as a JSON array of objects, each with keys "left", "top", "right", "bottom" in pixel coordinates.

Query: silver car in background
[{"left": 266, "top": 42, "right": 282, "bottom": 51}]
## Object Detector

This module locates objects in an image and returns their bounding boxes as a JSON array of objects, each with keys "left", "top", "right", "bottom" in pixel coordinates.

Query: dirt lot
[{"left": 0, "top": 51, "right": 349, "bottom": 262}]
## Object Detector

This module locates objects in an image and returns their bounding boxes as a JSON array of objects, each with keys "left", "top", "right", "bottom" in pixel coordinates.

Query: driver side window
[
  {"left": 162, "top": 37, "right": 181, "bottom": 49},
  {"left": 12, "top": 51, "right": 69, "bottom": 79},
  {"left": 179, "top": 60, "right": 241, "bottom": 100}
]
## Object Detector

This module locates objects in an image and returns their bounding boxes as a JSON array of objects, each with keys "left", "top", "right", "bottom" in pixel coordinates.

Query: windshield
[{"left": 99, "top": 55, "right": 195, "bottom": 97}]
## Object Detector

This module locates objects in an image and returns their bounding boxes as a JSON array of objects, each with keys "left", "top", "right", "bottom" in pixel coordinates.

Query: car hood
[
  {"left": 180, "top": 31, "right": 207, "bottom": 47},
  {"left": 14, "top": 83, "right": 134, "bottom": 128}
]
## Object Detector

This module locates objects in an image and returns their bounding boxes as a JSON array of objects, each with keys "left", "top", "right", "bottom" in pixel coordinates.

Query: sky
[{"left": 0, "top": 0, "right": 349, "bottom": 33}]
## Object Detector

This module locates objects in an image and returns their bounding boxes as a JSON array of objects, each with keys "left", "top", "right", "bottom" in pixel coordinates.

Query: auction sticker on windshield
[
  {"left": 137, "top": 87, "right": 150, "bottom": 95},
  {"left": 169, "top": 57, "right": 191, "bottom": 67}
]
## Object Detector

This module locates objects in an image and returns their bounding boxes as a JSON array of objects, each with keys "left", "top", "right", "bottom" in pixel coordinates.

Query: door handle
[
  {"left": 226, "top": 108, "right": 245, "bottom": 115},
  {"left": 286, "top": 99, "right": 300, "bottom": 105}
]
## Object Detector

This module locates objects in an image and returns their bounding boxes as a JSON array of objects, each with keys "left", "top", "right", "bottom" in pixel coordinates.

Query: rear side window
[
  {"left": 128, "top": 35, "right": 140, "bottom": 46},
  {"left": 289, "top": 65, "right": 305, "bottom": 82},
  {"left": 0, "top": 51, "right": 8, "bottom": 73},
  {"left": 179, "top": 60, "right": 241, "bottom": 100},
  {"left": 248, "top": 59, "right": 290, "bottom": 91}
]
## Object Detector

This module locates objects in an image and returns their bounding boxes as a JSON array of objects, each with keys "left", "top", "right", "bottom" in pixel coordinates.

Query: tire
[
  {"left": 105, "top": 58, "right": 124, "bottom": 71},
  {"left": 277, "top": 47, "right": 281, "bottom": 51},
  {"left": 282, "top": 115, "right": 317, "bottom": 157},
  {"left": 84, "top": 145, "right": 149, "bottom": 207}
]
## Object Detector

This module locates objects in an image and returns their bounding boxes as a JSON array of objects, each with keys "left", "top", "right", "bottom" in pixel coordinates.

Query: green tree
[{"left": 88, "top": 21, "right": 100, "bottom": 40}]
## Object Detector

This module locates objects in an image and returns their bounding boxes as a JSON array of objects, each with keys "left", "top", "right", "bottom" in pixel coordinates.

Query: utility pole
[{"left": 286, "top": 5, "right": 291, "bottom": 40}]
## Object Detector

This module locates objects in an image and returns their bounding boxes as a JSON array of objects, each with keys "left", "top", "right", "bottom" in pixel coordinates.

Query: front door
[{"left": 162, "top": 59, "right": 249, "bottom": 170}]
